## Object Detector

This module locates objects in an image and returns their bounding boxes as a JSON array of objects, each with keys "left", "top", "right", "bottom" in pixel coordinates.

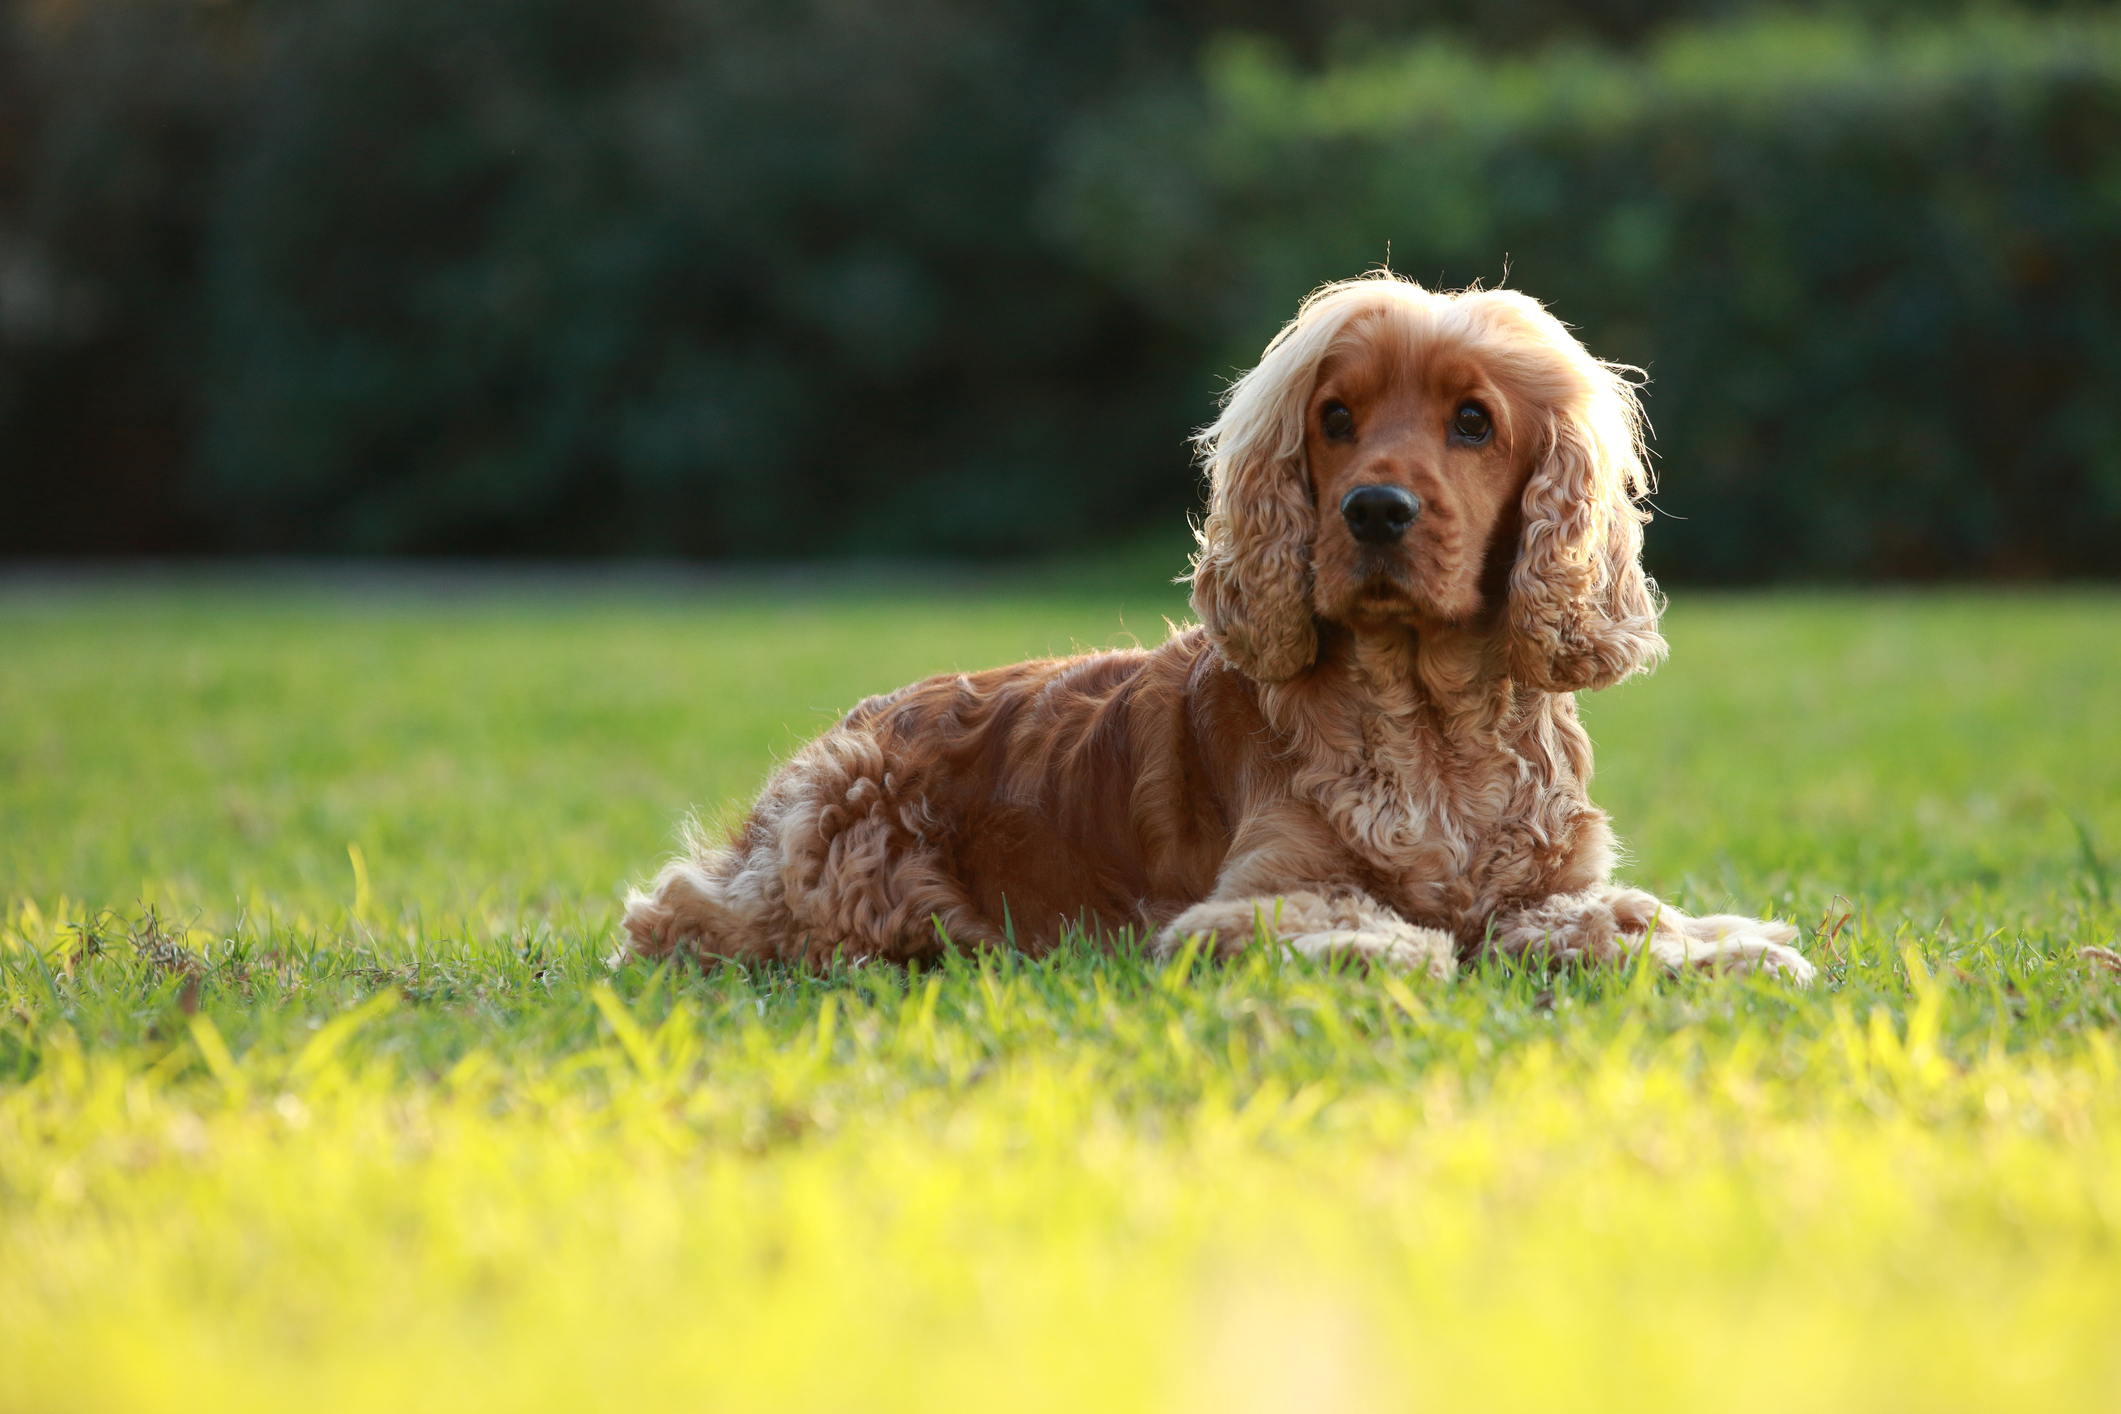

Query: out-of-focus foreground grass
[{"left": 2, "top": 575, "right": 2119, "bottom": 1413}]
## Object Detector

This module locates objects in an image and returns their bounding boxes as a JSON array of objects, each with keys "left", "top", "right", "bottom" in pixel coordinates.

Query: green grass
[{"left": 4, "top": 575, "right": 2119, "bottom": 1413}]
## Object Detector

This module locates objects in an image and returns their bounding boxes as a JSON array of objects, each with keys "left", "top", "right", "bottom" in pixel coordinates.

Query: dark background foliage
[{"left": 3, "top": 0, "right": 2118, "bottom": 576}]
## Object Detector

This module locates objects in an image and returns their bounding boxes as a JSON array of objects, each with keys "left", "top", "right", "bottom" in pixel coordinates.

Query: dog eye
[
  {"left": 1321, "top": 401, "right": 1354, "bottom": 439},
  {"left": 1452, "top": 403, "right": 1492, "bottom": 442}
]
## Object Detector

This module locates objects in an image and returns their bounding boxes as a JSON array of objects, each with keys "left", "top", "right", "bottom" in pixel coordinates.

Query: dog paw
[
  {"left": 1650, "top": 915, "right": 1816, "bottom": 986},
  {"left": 1285, "top": 924, "right": 1457, "bottom": 981},
  {"left": 1752, "top": 939, "right": 1818, "bottom": 985},
  {"left": 1150, "top": 917, "right": 1252, "bottom": 961}
]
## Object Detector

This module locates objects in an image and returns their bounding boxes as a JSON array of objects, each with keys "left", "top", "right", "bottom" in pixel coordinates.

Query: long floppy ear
[
  {"left": 1188, "top": 287, "right": 1380, "bottom": 681},
  {"left": 1507, "top": 360, "right": 1667, "bottom": 693},
  {"left": 1188, "top": 436, "right": 1317, "bottom": 683}
]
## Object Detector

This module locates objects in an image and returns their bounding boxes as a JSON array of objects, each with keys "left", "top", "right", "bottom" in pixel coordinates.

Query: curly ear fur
[
  {"left": 1186, "top": 309, "right": 1334, "bottom": 682},
  {"left": 1500, "top": 311, "right": 1667, "bottom": 693},
  {"left": 1188, "top": 461, "right": 1317, "bottom": 683}
]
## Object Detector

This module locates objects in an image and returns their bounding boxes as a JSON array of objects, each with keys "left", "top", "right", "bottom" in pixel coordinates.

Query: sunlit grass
[{"left": 3, "top": 576, "right": 2118, "bottom": 1412}]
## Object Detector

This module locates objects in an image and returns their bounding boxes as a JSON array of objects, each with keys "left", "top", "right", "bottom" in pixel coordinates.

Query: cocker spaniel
[{"left": 623, "top": 273, "right": 1815, "bottom": 984}]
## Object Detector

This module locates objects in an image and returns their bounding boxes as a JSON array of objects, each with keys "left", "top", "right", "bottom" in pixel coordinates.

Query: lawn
[{"left": 3, "top": 571, "right": 2119, "bottom": 1413}]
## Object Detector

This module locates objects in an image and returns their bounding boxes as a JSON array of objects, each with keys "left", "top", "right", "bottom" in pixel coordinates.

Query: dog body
[{"left": 624, "top": 275, "right": 1814, "bottom": 982}]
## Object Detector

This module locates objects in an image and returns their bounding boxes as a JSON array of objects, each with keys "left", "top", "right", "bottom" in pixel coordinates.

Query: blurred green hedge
[
  {"left": 4, "top": 1, "right": 2120, "bottom": 576},
  {"left": 2, "top": 0, "right": 1207, "bottom": 556}
]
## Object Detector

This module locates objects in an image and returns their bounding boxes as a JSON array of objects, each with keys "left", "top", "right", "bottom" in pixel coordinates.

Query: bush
[
  {"left": 1053, "top": 10, "right": 2121, "bottom": 580},
  {"left": 4, "top": 1, "right": 2121, "bottom": 575},
  {"left": 2, "top": 0, "right": 1215, "bottom": 557},
  {"left": 192, "top": 0, "right": 1211, "bottom": 556}
]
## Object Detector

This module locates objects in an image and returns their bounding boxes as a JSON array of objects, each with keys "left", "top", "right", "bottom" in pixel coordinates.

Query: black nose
[{"left": 1340, "top": 484, "right": 1420, "bottom": 544}]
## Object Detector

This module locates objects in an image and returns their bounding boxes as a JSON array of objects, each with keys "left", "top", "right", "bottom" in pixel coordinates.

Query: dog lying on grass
[{"left": 623, "top": 273, "right": 1814, "bottom": 984}]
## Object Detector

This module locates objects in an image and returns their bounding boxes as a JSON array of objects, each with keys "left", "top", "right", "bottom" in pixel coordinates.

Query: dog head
[{"left": 1188, "top": 274, "right": 1665, "bottom": 692}]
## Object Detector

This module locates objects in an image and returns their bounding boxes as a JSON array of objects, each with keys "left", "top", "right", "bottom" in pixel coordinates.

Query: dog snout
[{"left": 1340, "top": 484, "right": 1421, "bottom": 545}]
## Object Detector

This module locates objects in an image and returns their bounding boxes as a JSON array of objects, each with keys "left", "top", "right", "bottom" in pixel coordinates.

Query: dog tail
[{"left": 615, "top": 849, "right": 746, "bottom": 966}]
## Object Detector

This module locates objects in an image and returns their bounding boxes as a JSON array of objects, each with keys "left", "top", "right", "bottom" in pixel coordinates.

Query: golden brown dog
[{"left": 621, "top": 273, "right": 1814, "bottom": 983}]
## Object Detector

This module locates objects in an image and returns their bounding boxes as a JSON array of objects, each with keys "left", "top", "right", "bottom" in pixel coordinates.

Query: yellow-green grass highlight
[{"left": 3, "top": 576, "right": 2119, "bottom": 1412}]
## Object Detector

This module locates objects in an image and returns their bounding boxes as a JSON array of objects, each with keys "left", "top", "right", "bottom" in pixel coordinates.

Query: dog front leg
[
  {"left": 1488, "top": 886, "right": 1815, "bottom": 984},
  {"left": 1151, "top": 801, "right": 1456, "bottom": 977},
  {"left": 1153, "top": 889, "right": 1456, "bottom": 979}
]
